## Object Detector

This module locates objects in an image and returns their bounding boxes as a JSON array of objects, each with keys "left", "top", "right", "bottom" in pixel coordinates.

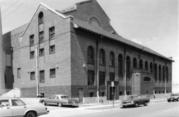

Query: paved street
[{"left": 41, "top": 101, "right": 179, "bottom": 117}]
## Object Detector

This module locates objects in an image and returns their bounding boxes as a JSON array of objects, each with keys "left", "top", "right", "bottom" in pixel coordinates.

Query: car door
[
  {"left": 10, "top": 99, "right": 27, "bottom": 117},
  {"left": 0, "top": 99, "right": 12, "bottom": 117}
]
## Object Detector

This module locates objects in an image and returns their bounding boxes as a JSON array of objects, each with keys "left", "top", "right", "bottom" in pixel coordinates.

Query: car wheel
[
  {"left": 25, "top": 111, "right": 37, "bottom": 117},
  {"left": 57, "top": 103, "right": 62, "bottom": 107},
  {"left": 143, "top": 103, "right": 147, "bottom": 106}
]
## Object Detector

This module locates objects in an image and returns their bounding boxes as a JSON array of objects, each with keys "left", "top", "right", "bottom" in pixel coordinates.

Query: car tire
[
  {"left": 57, "top": 103, "right": 62, "bottom": 107},
  {"left": 143, "top": 103, "right": 147, "bottom": 106},
  {"left": 25, "top": 111, "right": 37, "bottom": 117}
]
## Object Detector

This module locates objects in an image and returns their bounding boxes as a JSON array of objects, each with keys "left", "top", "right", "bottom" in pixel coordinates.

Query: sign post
[{"left": 111, "top": 81, "right": 114, "bottom": 108}]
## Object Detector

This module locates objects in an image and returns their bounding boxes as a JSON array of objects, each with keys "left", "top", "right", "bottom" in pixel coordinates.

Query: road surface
[{"left": 41, "top": 102, "right": 179, "bottom": 117}]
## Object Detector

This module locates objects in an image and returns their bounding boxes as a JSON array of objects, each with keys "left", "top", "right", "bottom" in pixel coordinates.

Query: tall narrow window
[
  {"left": 39, "top": 31, "right": 44, "bottom": 43},
  {"left": 159, "top": 65, "right": 161, "bottom": 82},
  {"left": 30, "top": 51, "right": 35, "bottom": 59},
  {"left": 109, "top": 72, "right": 115, "bottom": 81},
  {"left": 29, "top": 34, "right": 34, "bottom": 46},
  {"left": 39, "top": 70, "right": 45, "bottom": 83},
  {"left": 49, "top": 45, "right": 55, "bottom": 54},
  {"left": 87, "top": 46, "right": 94, "bottom": 65},
  {"left": 145, "top": 61, "right": 148, "bottom": 71},
  {"left": 50, "top": 68, "right": 56, "bottom": 78},
  {"left": 110, "top": 51, "right": 115, "bottom": 67},
  {"left": 99, "top": 71, "right": 105, "bottom": 86},
  {"left": 49, "top": 26, "right": 55, "bottom": 40},
  {"left": 30, "top": 72, "right": 35, "bottom": 80},
  {"left": 17, "top": 68, "right": 21, "bottom": 79},
  {"left": 166, "top": 66, "right": 168, "bottom": 82},
  {"left": 87, "top": 70, "right": 95, "bottom": 86},
  {"left": 133, "top": 58, "right": 137, "bottom": 69},
  {"left": 126, "top": 56, "right": 131, "bottom": 79},
  {"left": 118, "top": 54, "right": 123, "bottom": 77},
  {"left": 38, "top": 12, "right": 44, "bottom": 24},
  {"left": 150, "top": 62, "right": 153, "bottom": 73},
  {"left": 39, "top": 48, "right": 45, "bottom": 57},
  {"left": 163, "top": 66, "right": 165, "bottom": 83},
  {"left": 99, "top": 49, "right": 105, "bottom": 66},
  {"left": 139, "top": 59, "right": 143, "bottom": 69},
  {"left": 154, "top": 64, "right": 157, "bottom": 82}
]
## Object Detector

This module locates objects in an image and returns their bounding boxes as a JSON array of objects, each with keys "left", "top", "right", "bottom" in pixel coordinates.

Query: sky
[{"left": 0, "top": 0, "right": 178, "bottom": 92}]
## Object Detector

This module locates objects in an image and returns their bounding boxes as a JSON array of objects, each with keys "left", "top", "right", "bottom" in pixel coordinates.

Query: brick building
[{"left": 2, "top": 0, "right": 172, "bottom": 99}]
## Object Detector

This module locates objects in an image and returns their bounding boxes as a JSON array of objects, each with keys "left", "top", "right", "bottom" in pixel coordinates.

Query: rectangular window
[
  {"left": 29, "top": 34, "right": 34, "bottom": 46},
  {"left": 50, "top": 68, "right": 56, "bottom": 78},
  {"left": 49, "top": 26, "right": 55, "bottom": 40},
  {"left": 39, "top": 70, "right": 45, "bottom": 83},
  {"left": 39, "top": 48, "right": 44, "bottom": 57},
  {"left": 49, "top": 45, "right": 55, "bottom": 54},
  {"left": 30, "top": 51, "right": 35, "bottom": 59},
  {"left": 39, "top": 31, "right": 44, "bottom": 43},
  {"left": 109, "top": 72, "right": 115, "bottom": 81},
  {"left": 87, "top": 70, "right": 95, "bottom": 86},
  {"left": 30, "top": 72, "right": 35, "bottom": 80},
  {"left": 17, "top": 68, "right": 21, "bottom": 79},
  {"left": 99, "top": 71, "right": 105, "bottom": 86}
]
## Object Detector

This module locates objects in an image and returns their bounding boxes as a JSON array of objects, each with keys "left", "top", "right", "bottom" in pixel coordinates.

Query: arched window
[
  {"left": 159, "top": 65, "right": 161, "bottom": 82},
  {"left": 38, "top": 12, "right": 44, "bottom": 24},
  {"left": 87, "top": 46, "right": 95, "bottom": 65},
  {"left": 99, "top": 49, "right": 105, "bottom": 66},
  {"left": 154, "top": 64, "right": 157, "bottom": 82},
  {"left": 145, "top": 61, "right": 148, "bottom": 71},
  {"left": 110, "top": 51, "right": 115, "bottom": 67},
  {"left": 133, "top": 58, "right": 137, "bottom": 69},
  {"left": 118, "top": 54, "right": 123, "bottom": 77},
  {"left": 163, "top": 66, "right": 165, "bottom": 83},
  {"left": 126, "top": 56, "right": 131, "bottom": 79},
  {"left": 139, "top": 59, "right": 143, "bottom": 69},
  {"left": 150, "top": 62, "right": 153, "bottom": 73}
]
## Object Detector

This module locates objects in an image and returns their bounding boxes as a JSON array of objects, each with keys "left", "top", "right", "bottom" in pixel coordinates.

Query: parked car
[
  {"left": 40, "top": 94, "right": 79, "bottom": 107},
  {"left": 0, "top": 97, "right": 49, "bottom": 117},
  {"left": 121, "top": 95, "right": 150, "bottom": 108},
  {"left": 167, "top": 93, "right": 179, "bottom": 102}
]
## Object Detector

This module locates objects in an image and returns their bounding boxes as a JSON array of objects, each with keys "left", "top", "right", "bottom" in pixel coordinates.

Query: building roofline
[
  {"left": 73, "top": 20, "right": 173, "bottom": 62},
  {"left": 21, "top": 3, "right": 72, "bottom": 37}
]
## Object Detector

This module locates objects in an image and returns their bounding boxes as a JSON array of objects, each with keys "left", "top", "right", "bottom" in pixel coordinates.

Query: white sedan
[{"left": 0, "top": 97, "right": 49, "bottom": 117}]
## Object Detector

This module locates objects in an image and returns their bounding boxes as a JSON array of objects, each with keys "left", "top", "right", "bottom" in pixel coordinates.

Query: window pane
[
  {"left": 50, "top": 68, "right": 56, "bottom": 78},
  {"left": 88, "top": 70, "right": 95, "bottom": 86},
  {"left": 49, "top": 26, "right": 55, "bottom": 40},
  {"left": 30, "top": 72, "right": 35, "bottom": 80},
  {"left": 39, "top": 70, "right": 45, "bottom": 83}
]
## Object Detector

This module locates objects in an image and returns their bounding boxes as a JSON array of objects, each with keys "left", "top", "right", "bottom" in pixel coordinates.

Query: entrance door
[{"left": 78, "top": 88, "right": 84, "bottom": 103}]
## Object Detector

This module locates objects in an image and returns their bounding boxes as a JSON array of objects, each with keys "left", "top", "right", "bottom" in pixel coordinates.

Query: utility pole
[
  {"left": 96, "top": 38, "right": 99, "bottom": 103},
  {"left": 123, "top": 47, "right": 127, "bottom": 96},
  {"left": 35, "top": 47, "right": 39, "bottom": 97}
]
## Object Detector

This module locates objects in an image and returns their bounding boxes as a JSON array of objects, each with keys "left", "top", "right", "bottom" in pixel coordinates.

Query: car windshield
[{"left": 61, "top": 96, "right": 68, "bottom": 99}]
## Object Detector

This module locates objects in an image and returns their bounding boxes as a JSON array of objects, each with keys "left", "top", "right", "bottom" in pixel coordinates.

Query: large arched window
[
  {"left": 38, "top": 12, "right": 44, "bottom": 24},
  {"left": 99, "top": 49, "right": 105, "bottom": 66},
  {"left": 150, "top": 62, "right": 153, "bottom": 73},
  {"left": 133, "top": 58, "right": 137, "bottom": 69},
  {"left": 87, "top": 46, "right": 95, "bottom": 65},
  {"left": 145, "top": 61, "right": 148, "bottom": 71},
  {"left": 110, "top": 51, "right": 115, "bottom": 67},
  {"left": 139, "top": 59, "right": 143, "bottom": 69},
  {"left": 118, "top": 54, "right": 123, "bottom": 77},
  {"left": 159, "top": 65, "right": 161, "bottom": 82},
  {"left": 126, "top": 56, "right": 131, "bottom": 79}
]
